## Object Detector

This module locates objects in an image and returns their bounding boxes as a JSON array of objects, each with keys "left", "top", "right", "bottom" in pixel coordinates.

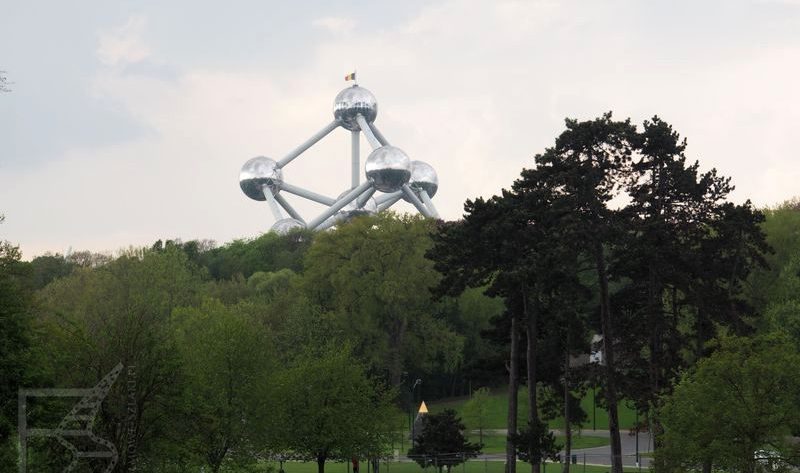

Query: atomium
[{"left": 239, "top": 80, "right": 440, "bottom": 233}]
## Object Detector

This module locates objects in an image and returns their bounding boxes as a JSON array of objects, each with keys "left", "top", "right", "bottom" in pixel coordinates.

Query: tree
[
  {"left": 170, "top": 298, "right": 277, "bottom": 472},
  {"left": 200, "top": 230, "right": 312, "bottom": 280},
  {"left": 29, "top": 253, "right": 75, "bottom": 289},
  {"left": 656, "top": 333, "right": 800, "bottom": 473},
  {"left": 34, "top": 247, "right": 205, "bottom": 470},
  {"left": 527, "top": 113, "right": 637, "bottom": 473},
  {"left": 408, "top": 409, "right": 482, "bottom": 473},
  {"left": 0, "top": 240, "right": 34, "bottom": 466},
  {"left": 509, "top": 420, "right": 559, "bottom": 466},
  {"left": 462, "top": 387, "right": 491, "bottom": 444},
  {"left": 612, "top": 117, "right": 768, "bottom": 448},
  {"left": 267, "top": 343, "right": 397, "bottom": 473},
  {"left": 303, "top": 213, "right": 462, "bottom": 388},
  {"left": 748, "top": 197, "right": 800, "bottom": 314}
]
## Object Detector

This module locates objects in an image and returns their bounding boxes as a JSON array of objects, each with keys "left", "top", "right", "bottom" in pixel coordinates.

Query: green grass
[
  {"left": 268, "top": 460, "right": 637, "bottom": 473},
  {"left": 427, "top": 387, "right": 638, "bottom": 431},
  {"left": 470, "top": 434, "right": 609, "bottom": 454}
]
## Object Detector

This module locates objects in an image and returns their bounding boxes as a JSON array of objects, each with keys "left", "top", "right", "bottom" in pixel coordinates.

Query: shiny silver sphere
[
  {"left": 270, "top": 218, "right": 306, "bottom": 235},
  {"left": 365, "top": 145, "right": 412, "bottom": 193},
  {"left": 335, "top": 190, "right": 378, "bottom": 222},
  {"left": 407, "top": 160, "right": 438, "bottom": 199},
  {"left": 333, "top": 85, "right": 378, "bottom": 131},
  {"left": 240, "top": 156, "right": 283, "bottom": 201}
]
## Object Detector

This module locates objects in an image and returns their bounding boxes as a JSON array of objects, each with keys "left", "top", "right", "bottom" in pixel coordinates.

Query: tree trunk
[
  {"left": 317, "top": 453, "right": 327, "bottom": 473},
  {"left": 563, "top": 338, "right": 571, "bottom": 473},
  {"left": 523, "top": 286, "right": 540, "bottom": 473},
  {"left": 595, "top": 243, "right": 623, "bottom": 473},
  {"left": 647, "top": 266, "right": 663, "bottom": 452},
  {"left": 507, "top": 312, "right": 520, "bottom": 473},
  {"left": 701, "top": 460, "right": 712, "bottom": 473}
]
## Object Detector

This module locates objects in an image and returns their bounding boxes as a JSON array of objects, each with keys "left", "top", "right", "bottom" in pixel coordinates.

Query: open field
[{"left": 427, "top": 388, "right": 638, "bottom": 431}]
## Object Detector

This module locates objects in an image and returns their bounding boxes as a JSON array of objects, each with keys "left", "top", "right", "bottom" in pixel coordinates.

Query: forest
[{"left": 2, "top": 114, "right": 800, "bottom": 473}]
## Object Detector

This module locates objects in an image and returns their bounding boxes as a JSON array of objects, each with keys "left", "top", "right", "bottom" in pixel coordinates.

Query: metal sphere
[
  {"left": 240, "top": 156, "right": 283, "bottom": 201},
  {"left": 270, "top": 218, "right": 306, "bottom": 235},
  {"left": 365, "top": 145, "right": 412, "bottom": 193},
  {"left": 335, "top": 190, "right": 378, "bottom": 222},
  {"left": 407, "top": 160, "right": 438, "bottom": 198},
  {"left": 333, "top": 85, "right": 378, "bottom": 131}
]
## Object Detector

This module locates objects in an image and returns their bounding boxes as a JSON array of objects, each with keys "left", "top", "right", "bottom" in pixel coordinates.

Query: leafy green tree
[
  {"left": 656, "top": 333, "right": 800, "bottom": 473},
  {"left": 170, "top": 298, "right": 277, "bottom": 472},
  {"left": 462, "top": 387, "right": 491, "bottom": 444},
  {"left": 34, "top": 247, "right": 205, "bottom": 470},
  {"left": 454, "top": 288, "right": 505, "bottom": 388},
  {"left": 748, "top": 198, "right": 800, "bottom": 313},
  {"left": 303, "top": 213, "right": 462, "bottom": 387},
  {"left": 408, "top": 409, "right": 482, "bottom": 473},
  {"left": 29, "top": 253, "right": 75, "bottom": 289},
  {"left": 201, "top": 231, "right": 313, "bottom": 280},
  {"left": 0, "top": 240, "right": 34, "bottom": 466},
  {"left": 267, "top": 343, "right": 397, "bottom": 473}
]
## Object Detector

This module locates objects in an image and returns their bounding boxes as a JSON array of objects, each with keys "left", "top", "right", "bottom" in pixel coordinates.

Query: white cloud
[
  {"left": 97, "top": 15, "right": 151, "bottom": 66},
  {"left": 312, "top": 16, "right": 356, "bottom": 34}
]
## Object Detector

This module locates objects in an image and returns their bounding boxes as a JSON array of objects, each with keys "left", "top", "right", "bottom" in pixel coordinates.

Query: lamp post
[
  {"left": 410, "top": 379, "right": 422, "bottom": 441},
  {"left": 635, "top": 409, "right": 639, "bottom": 467}
]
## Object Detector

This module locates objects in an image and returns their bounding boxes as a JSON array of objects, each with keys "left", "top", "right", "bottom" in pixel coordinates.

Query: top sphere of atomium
[
  {"left": 240, "top": 156, "right": 283, "bottom": 201},
  {"left": 365, "top": 145, "right": 412, "bottom": 193},
  {"left": 408, "top": 160, "right": 438, "bottom": 198},
  {"left": 333, "top": 85, "right": 378, "bottom": 131}
]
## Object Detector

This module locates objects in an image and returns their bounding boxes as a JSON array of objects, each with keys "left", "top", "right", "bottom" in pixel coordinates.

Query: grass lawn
[
  {"left": 470, "top": 434, "right": 609, "bottom": 454},
  {"left": 269, "top": 460, "right": 637, "bottom": 473},
  {"left": 427, "top": 387, "right": 638, "bottom": 431}
]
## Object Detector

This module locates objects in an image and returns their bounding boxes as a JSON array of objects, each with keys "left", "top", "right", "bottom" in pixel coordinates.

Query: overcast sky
[{"left": 2, "top": 0, "right": 799, "bottom": 258}]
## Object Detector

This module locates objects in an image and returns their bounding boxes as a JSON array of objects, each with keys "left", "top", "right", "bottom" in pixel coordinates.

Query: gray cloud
[{"left": 1, "top": 0, "right": 799, "bottom": 258}]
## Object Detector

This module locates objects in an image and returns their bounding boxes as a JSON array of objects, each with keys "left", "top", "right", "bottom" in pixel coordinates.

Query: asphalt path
[{"left": 468, "top": 429, "right": 654, "bottom": 469}]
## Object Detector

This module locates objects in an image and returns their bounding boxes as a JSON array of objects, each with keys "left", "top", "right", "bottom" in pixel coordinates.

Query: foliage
[
  {"left": 267, "top": 343, "right": 398, "bottom": 473},
  {"left": 462, "top": 387, "right": 491, "bottom": 443},
  {"left": 0, "top": 240, "right": 34, "bottom": 465},
  {"left": 408, "top": 409, "right": 482, "bottom": 473},
  {"left": 509, "top": 420, "right": 559, "bottom": 465},
  {"left": 656, "top": 333, "right": 800, "bottom": 473},
  {"left": 170, "top": 298, "right": 278, "bottom": 472},
  {"left": 33, "top": 246, "right": 205, "bottom": 470},
  {"left": 303, "top": 213, "right": 462, "bottom": 387},
  {"left": 200, "top": 231, "right": 313, "bottom": 280},
  {"left": 748, "top": 198, "right": 800, "bottom": 314}
]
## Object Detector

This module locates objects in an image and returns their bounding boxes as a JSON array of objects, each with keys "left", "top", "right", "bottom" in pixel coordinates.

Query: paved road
[
  {"left": 564, "top": 430, "right": 653, "bottom": 468},
  {"left": 469, "top": 429, "right": 653, "bottom": 469}
]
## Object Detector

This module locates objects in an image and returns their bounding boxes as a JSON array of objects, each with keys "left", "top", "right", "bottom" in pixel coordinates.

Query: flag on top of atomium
[{"left": 238, "top": 80, "right": 440, "bottom": 234}]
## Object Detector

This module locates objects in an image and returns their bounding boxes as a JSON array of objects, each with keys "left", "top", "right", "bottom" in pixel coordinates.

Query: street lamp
[{"left": 409, "top": 379, "right": 422, "bottom": 441}]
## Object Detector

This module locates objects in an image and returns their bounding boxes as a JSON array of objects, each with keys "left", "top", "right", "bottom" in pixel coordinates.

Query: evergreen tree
[{"left": 408, "top": 409, "right": 482, "bottom": 473}]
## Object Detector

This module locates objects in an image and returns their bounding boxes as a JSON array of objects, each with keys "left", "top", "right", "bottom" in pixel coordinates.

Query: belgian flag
[{"left": 345, "top": 72, "right": 356, "bottom": 81}]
